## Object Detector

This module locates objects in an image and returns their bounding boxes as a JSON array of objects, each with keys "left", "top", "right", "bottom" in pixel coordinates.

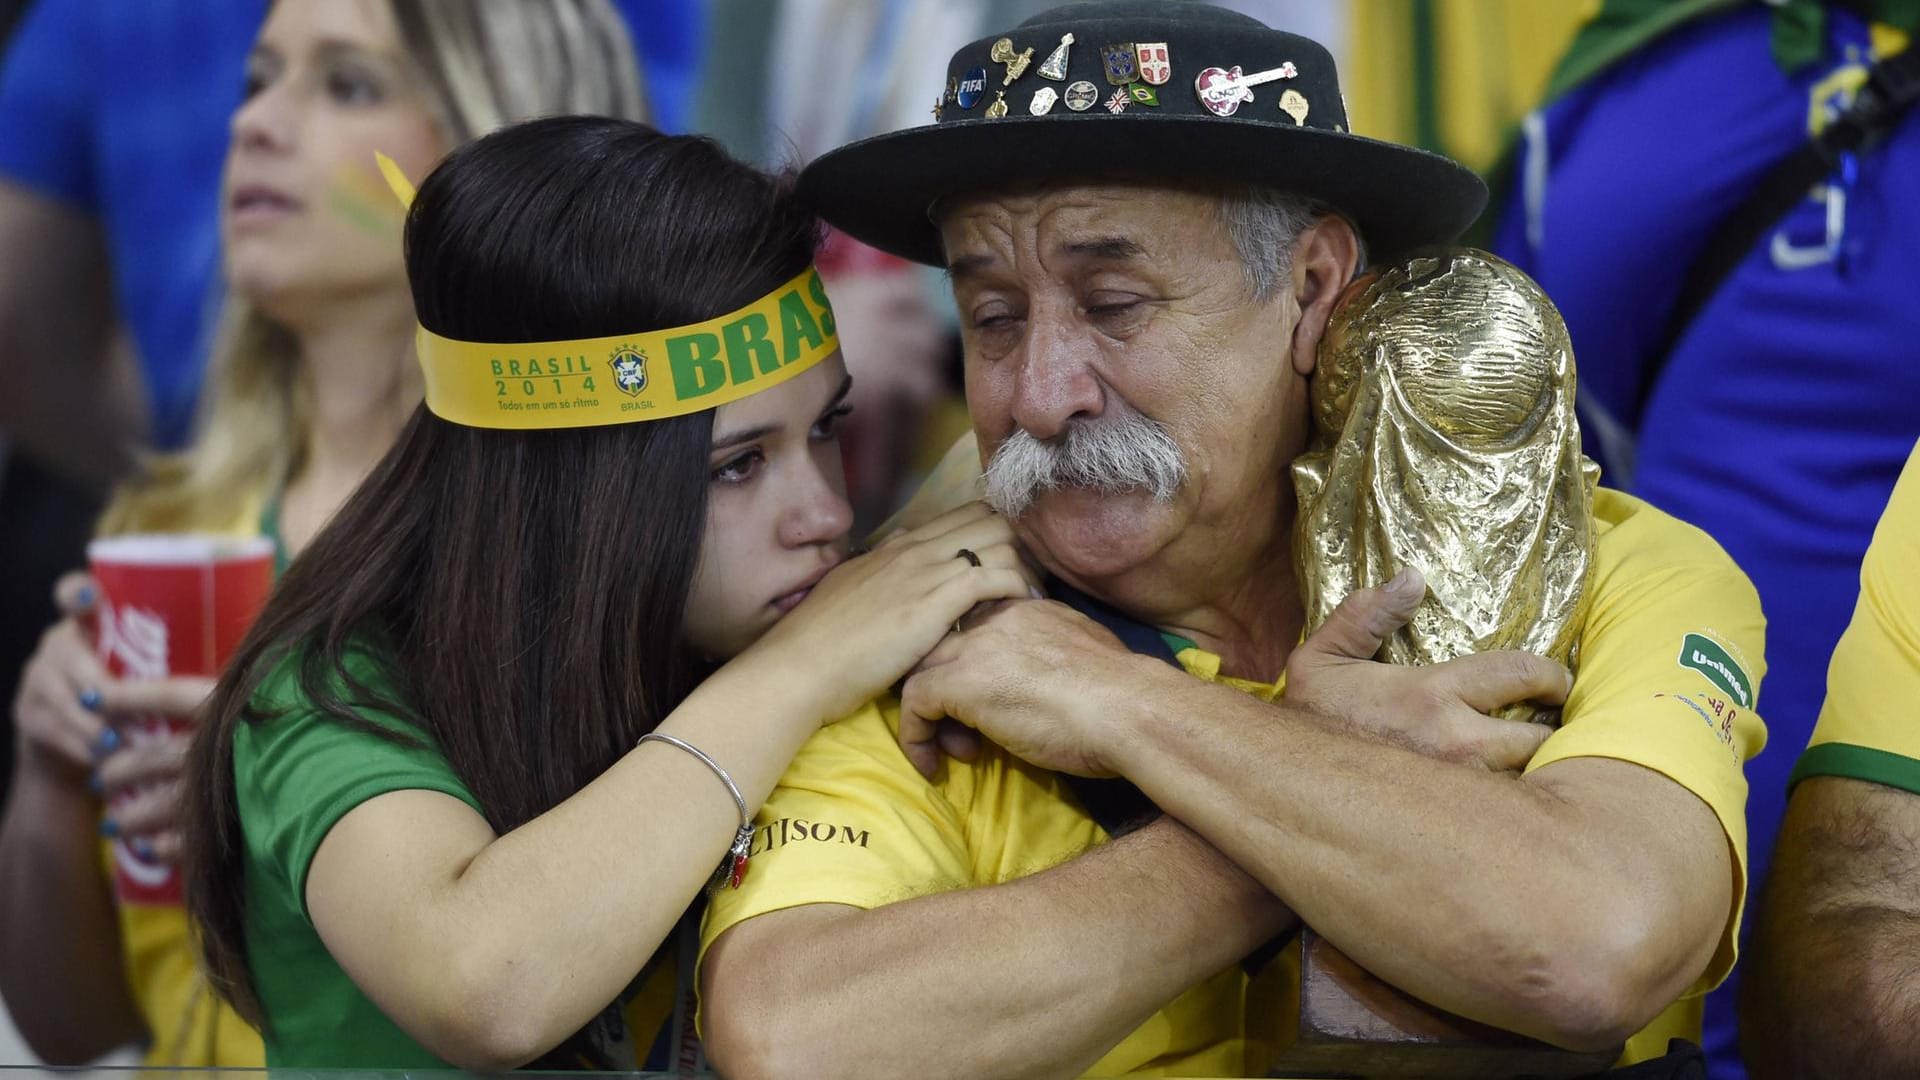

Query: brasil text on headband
[{"left": 376, "top": 152, "right": 839, "bottom": 432}]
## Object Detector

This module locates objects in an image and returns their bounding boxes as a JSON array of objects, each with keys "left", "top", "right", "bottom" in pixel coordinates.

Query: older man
[{"left": 698, "top": 5, "right": 1765, "bottom": 1078}]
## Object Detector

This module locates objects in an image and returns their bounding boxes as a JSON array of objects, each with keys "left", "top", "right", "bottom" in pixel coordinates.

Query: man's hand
[
  {"left": 897, "top": 599, "right": 1170, "bottom": 779},
  {"left": 1286, "top": 569, "right": 1570, "bottom": 771}
]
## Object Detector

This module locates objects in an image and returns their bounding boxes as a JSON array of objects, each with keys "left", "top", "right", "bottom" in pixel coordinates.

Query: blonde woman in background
[{"left": 0, "top": 0, "right": 643, "bottom": 1065}]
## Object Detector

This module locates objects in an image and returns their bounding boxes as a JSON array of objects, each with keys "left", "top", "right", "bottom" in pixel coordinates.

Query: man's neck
[
  {"left": 1156, "top": 557, "right": 1303, "bottom": 685},
  {"left": 1079, "top": 529, "right": 1305, "bottom": 685}
]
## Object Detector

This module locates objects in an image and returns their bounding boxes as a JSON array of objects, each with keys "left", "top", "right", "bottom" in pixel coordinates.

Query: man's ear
[{"left": 1288, "top": 216, "right": 1361, "bottom": 377}]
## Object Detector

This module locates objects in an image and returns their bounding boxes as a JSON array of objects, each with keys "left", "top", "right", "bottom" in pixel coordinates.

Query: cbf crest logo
[{"left": 610, "top": 345, "right": 648, "bottom": 396}]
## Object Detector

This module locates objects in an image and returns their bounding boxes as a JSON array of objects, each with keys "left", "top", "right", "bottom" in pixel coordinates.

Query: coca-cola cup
[{"left": 86, "top": 534, "right": 276, "bottom": 905}]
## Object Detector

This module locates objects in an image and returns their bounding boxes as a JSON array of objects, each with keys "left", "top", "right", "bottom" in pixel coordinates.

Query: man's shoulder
[{"left": 1592, "top": 486, "right": 1753, "bottom": 588}]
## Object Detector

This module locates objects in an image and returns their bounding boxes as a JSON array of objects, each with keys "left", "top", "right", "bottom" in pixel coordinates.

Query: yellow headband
[{"left": 376, "top": 153, "right": 839, "bottom": 431}]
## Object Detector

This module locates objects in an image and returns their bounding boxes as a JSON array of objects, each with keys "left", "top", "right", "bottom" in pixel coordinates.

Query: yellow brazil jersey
[
  {"left": 701, "top": 488, "right": 1766, "bottom": 1075},
  {"left": 1794, "top": 439, "right": 1920, "bottom": 792}
]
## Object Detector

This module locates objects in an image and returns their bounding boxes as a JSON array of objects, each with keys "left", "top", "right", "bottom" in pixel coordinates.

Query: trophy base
[{"left": 1264, "top": 930, "right": 1622, "bottom": 1079}]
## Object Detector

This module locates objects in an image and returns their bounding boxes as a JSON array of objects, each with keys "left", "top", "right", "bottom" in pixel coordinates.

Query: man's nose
[{"left": 1010, "top": 305, "right": 1104, "bottom": 441}]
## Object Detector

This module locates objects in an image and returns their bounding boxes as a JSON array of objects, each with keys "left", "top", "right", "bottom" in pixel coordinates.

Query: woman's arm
[
  {"left": 305, "top": 654, "right": 821, "bottom": 1069},
  {"left": 0, "top": 749, "right": 145, "bottom": 1062},
  {"left": 0, "top": 580, "right": 155, "bottom": 1062},
  {"left": 301, "top": 505, "right": 1036, "bottom": 1069}
]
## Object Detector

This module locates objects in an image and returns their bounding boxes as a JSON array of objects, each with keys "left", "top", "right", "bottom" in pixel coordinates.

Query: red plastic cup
[{"left": 86, "top": 534, "right": 276, "bottom": 905}]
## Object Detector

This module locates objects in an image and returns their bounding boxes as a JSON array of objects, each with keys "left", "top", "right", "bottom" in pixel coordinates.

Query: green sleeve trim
[{"left": 1791, "top": 742, "right": 1920, "bottom": 797}]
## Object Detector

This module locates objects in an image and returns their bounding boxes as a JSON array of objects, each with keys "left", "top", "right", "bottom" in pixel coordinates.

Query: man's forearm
[
  {"left": 1741, "top": 778, "right": 1920, "bottom": 1079},
  {"left": 0, "top": 758, "right": 146, "bottom": 1061},
  {"left": 702, "top": 817, "right": 1293, "bottom": 1080},
  {"left": 1742, "top": 906, "right": 1920, "bottom": 1080},
  {"left": 1110, "top": 682, "right": 1727, "bottom": 1050}
]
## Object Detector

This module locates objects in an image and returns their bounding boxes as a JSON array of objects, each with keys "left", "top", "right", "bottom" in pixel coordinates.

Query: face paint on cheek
[{"left": 326, "top": 163, "right": 406, "bottom": 238}]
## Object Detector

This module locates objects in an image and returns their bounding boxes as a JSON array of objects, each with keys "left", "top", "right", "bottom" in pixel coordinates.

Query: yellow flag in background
[{"left": 1345, "top": 0, "right": 1595, "bottom": 174}]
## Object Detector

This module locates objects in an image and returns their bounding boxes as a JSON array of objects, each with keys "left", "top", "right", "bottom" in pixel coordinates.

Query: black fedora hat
[{"left": 798, "top": 0, "right": 1487, "bottom": 267}]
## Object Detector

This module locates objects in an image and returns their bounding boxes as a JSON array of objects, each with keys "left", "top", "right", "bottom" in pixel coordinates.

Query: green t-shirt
[{"left": 234, "top": 648, "right": 482, "bottom": 1067}]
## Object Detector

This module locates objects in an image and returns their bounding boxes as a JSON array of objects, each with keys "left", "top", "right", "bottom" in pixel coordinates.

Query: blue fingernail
[
  {"left": 99, "top": 819, "right": 120, "bottom": 839},
  {"left": 87, "top": 773, "right": 103, "bottom": 795},
  {"left": 131, "top": 838, "right": 154, "bottom": 859},
  {"left": 92, "top": 727, "right": 120, "bottom": 757},
  {"left": 79, "top": 686, "right": 103, "bottom": 712},
  {"left": 76, "top": 584, "right": 96, "bottom": 609}
]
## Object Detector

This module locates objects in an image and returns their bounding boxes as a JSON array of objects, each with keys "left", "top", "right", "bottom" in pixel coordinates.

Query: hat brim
[{"left": 799, "top": 113, "right": 1489, "bottom": 267}]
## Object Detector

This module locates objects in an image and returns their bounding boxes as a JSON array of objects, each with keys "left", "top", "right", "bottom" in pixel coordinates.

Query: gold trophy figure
[
  {"left": 1293, "top": 247, "right": 1600, "bottom": 724},
  {"left": 1273, "top": 248, "right": 1615, "bottom": 1078}
]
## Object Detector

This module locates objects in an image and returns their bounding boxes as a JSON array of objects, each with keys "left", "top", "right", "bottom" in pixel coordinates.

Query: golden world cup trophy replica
[{"left": 1269, "top": 249, "right": 1618, "bottom": 1078}]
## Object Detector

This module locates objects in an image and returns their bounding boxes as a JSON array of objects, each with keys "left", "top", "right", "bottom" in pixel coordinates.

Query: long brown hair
[{"left": 183, "top": 118, "right": 820, "bottom": 1063}]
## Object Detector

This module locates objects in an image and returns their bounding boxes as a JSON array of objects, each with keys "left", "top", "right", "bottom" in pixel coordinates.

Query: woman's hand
[
  {"left": 12, "top": 573, "right": 111, "bottom": 779},
  {"left": 12, "top": 570, "right": 214, "bottom": 859},
  {"left": 748, "top": 502, "right": 1039, "bottom": 723},
  {"left": 92, "top": 680, "right": 211, "bottom": 863}
]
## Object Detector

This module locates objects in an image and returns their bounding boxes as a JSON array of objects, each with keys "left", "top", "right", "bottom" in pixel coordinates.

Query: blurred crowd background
[{"left": 2, "top": 2, "right": 1913, "bottom": 1078}]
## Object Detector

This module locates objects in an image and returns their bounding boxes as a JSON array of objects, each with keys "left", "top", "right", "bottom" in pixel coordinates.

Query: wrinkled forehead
[{"left": 934, "top": 180, "right": 1230, "bottom": 271}]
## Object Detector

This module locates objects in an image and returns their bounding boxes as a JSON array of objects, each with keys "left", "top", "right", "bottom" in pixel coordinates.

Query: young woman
[
  {"left": 0, "top": 0, "right": 643, "bottom": 1065},
  {"left": 182, "top": 116, "right": 1032, "bottom": 1070}
]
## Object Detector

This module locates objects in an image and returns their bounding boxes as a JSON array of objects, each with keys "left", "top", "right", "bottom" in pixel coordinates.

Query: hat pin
[{"left": 1194, "top": 61, "right": 1298, "bottom": 117}]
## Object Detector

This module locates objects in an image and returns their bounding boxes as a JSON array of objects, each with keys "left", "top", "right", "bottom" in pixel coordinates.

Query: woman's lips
[
  {"left": 229, "top": 184, "right": 304, "bottom": 227},
  {"left": 771, "top": 559, "right": 843, "bottom": 614}
]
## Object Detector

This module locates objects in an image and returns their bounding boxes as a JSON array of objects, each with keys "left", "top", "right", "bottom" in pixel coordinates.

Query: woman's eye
[
  {"left": 711, "top": 449, "right": 763, "bottom": 485},
  {"left": 327, "top": 67, "right": 385, "bottom": 106},
  {"left": 812, "top": 405, "right": 854, "bottom": 439},
  {"left": 241, "top": 61, "right": 277, "bottom": 100}
]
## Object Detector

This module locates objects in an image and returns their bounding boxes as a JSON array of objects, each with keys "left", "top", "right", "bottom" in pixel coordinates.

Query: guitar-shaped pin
[{"left": 1193, "top": 61, "right": 1298, "bottom": 117}]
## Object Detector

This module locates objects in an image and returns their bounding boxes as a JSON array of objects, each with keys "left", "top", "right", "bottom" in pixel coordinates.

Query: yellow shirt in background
[
  {"left": 701, "top": 489, "right": 1766, "bottom": 1075},
  {"left": 1795, "top": 439, "right": 1920, "bottom": 790},
  {"left": 107, "top": 878, "right": 263, "bottom": 1067}
]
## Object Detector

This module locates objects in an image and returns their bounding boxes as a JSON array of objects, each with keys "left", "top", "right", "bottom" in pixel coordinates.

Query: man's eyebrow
[
  {"left": 1062, "top": 236, "right": 1146, "bottom": 261},
  {"left": 945, "top": 252, "right": 995, "bottom": 281}
]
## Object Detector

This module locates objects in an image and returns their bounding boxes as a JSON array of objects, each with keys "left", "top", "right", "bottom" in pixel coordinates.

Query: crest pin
[
  {"left": 1100, "top": 42, "right": 1138, "bottom": 86},
  {"left": 1134, "top": 42, "right": 1171, "bottom": 86}
]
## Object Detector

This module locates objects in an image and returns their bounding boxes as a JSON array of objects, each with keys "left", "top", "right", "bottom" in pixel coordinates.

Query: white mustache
[{"left": 982, "top": 409, "right": 1188, "bottom": 517}]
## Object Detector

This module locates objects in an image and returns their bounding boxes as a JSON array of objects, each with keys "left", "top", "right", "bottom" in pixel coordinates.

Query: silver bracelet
[{"left": 639, "top": 732, "right": 755, "bottom": 891}]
